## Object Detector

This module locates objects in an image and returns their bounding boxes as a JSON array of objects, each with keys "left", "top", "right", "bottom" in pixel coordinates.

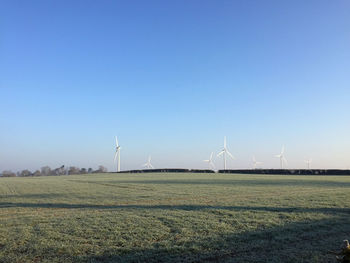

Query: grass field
[{"left": 0, "top": 173, "right": 349, "bottom": 263}]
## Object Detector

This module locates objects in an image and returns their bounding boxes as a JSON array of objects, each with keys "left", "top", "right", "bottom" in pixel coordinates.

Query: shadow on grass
[
  {"left": 82, "top": 216, "right": 349, "bottom": 263},
  {"left": 1, "top": 202, "right": 349, "bottom": 262},
  {"left": 0, "top": 202, "right": 349, "bottom": 215}
]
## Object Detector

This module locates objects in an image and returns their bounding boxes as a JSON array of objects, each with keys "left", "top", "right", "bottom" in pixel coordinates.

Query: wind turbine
[
  {"left": 217, "top": 136, "right": 234, "bottom": 170},
  {"left": 252, "top": 155, "right": 263, "bottom": 169},
  {"left": 274, "top": 145, "right": 287, "bottom": 169},
  {"left": 114, "top": 136, "right": 121, "bottom": 172},
  {"left": 203, "top": 152, "right": 215, "bottom": 170},
  {"left": 305, "top": 158, "right": 312, "bottom": 169},
  {"left": 143, "top": 156, "right": 154, "bottom": 169}
]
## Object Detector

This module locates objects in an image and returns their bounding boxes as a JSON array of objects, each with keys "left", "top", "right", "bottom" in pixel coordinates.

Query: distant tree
[
  {"left": 80, "top": 168, "right": 87, "bottom": 174},
  {"left": 58, "top": 165, "right": 65, "bottom": 175},
  {"left": 2, "top": 170, "right": 16, "bottom": 177},
  {"left": 32, "top": 170, "right": 41, "bottom": 176},
  {"left": 52, "top": 165, "right": 65, "bottom": 176},
  {"left": 19, "top": 169, "right": 32, "bottom": 177},
  {"left": 88, "top": 168, "right": 93, "bottom": 174},
  {"left": 41, "top": 166, "right": 51, "bottom": 176},
  {"left": 95, "top": 165, "right": 107, "bottom": 173},
  {"left": 68, "top": 166, "right": 80, "bottom": 175}
]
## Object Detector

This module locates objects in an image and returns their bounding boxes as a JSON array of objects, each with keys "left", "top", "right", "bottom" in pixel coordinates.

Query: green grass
[{"left": 0, "top": 173, "right": 349, "bottom": 262}]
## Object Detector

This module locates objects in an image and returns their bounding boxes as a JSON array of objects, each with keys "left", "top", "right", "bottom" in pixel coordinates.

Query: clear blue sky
[{"left": 1, "top": 0, "right": 349, "bottom": 172}]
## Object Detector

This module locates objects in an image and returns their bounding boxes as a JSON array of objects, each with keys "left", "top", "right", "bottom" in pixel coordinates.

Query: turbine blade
[
  {"left": 115, "top": 136, "right": 119, "bottom": 147},
  {"left": 252, "top": 155, "right": 256, "bottom": 162},
  {"left": 217, "top": 151, "right": 224, "bottom": 157},
  {"left": 114, "top": 152, "right": 118, "bottom": 162},
  {"left": 227, "top": 151, "right": 235, "bottom": 160},
  {"left": 210, "top": 161, "right": 215, "bottom": 169},
  {"left": 224, "top": 136, "right": 227, "bottom": 148},
  {"left": 281, "top": 145, "right": 284, "bottom": 155},
  {"left": 210, "top": 152, "right": 213, "bottom": 160}
]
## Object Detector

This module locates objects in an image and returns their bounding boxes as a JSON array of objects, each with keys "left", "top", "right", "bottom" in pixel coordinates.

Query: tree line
[{"left": 1, "top": 165, "right": 108, "bottom": 177}]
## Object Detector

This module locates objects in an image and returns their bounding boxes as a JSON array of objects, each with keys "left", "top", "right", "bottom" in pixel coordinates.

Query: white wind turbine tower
[
  {"left": 252, "top": 155, "right": 263, "bottom": 169},
  {"left": 143, "top": 156, "right": 154, "bottom": 169},
  {"left": 217, "top": 136, "right": 234, "bottom": 170},
  {"left": 203, "top": 152, "right": 215, "bottom": 170},
  {"left": 114, "top": 136, "right": 121, "bottom": 172},
  {"left": 305, "top": 158, "right": 312, "bottom": 169},
  {"left": 274, "top": 145, "right": 287, "bottom": 169}
]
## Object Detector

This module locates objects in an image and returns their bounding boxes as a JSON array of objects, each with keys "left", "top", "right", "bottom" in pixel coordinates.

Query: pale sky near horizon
[{"left": 1, "top": 0, "right": 350, "bottom": 172}]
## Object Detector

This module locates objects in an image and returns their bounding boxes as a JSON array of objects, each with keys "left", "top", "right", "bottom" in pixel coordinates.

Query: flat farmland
[{"left": 0, "top": 173, "right": 349, "bottom": 262}]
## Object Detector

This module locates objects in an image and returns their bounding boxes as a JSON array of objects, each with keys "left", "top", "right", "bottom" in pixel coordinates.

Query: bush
[{"left": 2, "top": 170, "right": 16, "bottom": 177}]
